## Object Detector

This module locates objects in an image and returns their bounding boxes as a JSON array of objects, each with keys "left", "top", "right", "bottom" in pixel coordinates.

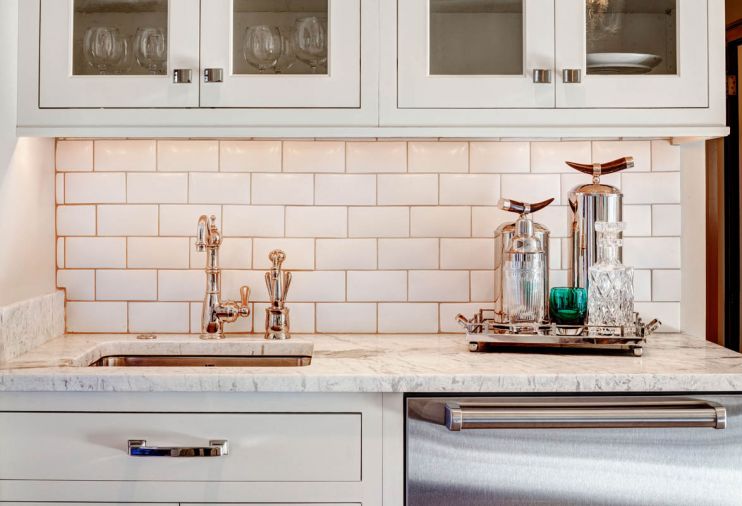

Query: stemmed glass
[
  {"left": 83, "top": 26, "right": 125, "bottom": 74},
  {"left": 275, "top": 26, "right": 297, "bottom": 74},
  {"left": 243, "top": 25, "right": 282, "bottom": 73},
  {"left": 134, "top": 27, "right": 167, "bottom": 74},
  {"left": 294, "top": 16, "right": 327, "bottom": 73}
]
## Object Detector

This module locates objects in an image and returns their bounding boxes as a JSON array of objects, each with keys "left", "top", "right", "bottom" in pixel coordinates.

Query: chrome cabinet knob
[
  {"left": 532, "top": 69, "right": 552, "bottom": 84},
  {"left": 172, "top": 68, "right": 192, "bottom": 84},
  {"left": 203, "top": 68, "right": 224, "bottom": 83},
  {"left": 563, "top": 69, "right": 582, "bottom": 84}
]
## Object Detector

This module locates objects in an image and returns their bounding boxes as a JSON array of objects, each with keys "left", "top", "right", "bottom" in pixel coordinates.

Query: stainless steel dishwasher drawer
[{"left": 406, "top": 395, "right": 742, "bottom": 506}]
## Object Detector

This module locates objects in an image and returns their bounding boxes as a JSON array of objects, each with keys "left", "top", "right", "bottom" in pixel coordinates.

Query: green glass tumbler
[{"left": 549, "top": 287, "right": 588, "bottom": 325}]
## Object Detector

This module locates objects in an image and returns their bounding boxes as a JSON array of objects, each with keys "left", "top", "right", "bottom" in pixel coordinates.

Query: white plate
[{"left": 587, "top": 52, "right": 662, "bottom": 74}]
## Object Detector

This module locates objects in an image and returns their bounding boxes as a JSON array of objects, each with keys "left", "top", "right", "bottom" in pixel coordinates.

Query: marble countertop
[{"left": 1, "top": 333, "right": 742, "bottom": 393}]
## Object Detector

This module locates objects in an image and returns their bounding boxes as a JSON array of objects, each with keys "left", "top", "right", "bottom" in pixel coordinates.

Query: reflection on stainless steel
[
  {"left": 89, "top": 355, "right": 311, "bottom": 367},
  {"left": 407, "top": 395, "right": 742, "bottom": 506},
  {"left": 128, "top": 439, "right": 229, "bottom": 457}
]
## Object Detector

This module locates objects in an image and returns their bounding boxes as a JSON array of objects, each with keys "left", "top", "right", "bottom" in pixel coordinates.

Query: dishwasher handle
[{"left": 445, "top": 402, "right": 727, "bottom": 431}]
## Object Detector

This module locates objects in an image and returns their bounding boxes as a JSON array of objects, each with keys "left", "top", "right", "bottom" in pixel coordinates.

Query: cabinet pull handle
[
  {"left": 203, "top": 68, "right": 224, "bottom": 83},
  {"left": 563, "top": 68, "right": 582, "bottom": 84},
  {"left": 532, "top": 69, "right": 552, "bottom": 84},
  {"left": 128, "top": 439, "right": 228, "bottom": 457},
  {"left": 172, "top": 69, "right": 192, "bottom": 84},
  {"left": 445, "top": 400, "right": 726, "bottom": 431}
]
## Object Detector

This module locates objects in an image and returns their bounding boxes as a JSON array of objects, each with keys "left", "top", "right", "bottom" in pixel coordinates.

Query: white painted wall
[{"left": 0, "top": 0, "right": 56, "bottom": 306}]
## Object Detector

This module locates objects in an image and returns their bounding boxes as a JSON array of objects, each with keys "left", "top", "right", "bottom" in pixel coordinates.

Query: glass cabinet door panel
[
  {"left": 72, "top": 0, "right": 169, "bottom": 76},
  {"left": 585, "top": 0, "right": 676, "bottom": 76},
  {"left": 398, "top": 0, "right": 555, "bottom": 109},
  {"left": 232, "top": 0, "right": 328, "bottom": 75},
  {"left": 429, "top": 0, "right": 523, "bottom": 76}
]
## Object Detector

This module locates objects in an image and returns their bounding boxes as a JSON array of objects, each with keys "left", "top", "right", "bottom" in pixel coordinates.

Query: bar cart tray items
[{"left": 456, "top": 309, "right": 661, "bottom": 357}]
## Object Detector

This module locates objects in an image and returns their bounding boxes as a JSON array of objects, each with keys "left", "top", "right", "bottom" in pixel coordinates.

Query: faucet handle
[
  {"left": 269, "top": 249, "right": 286, "bottom": 268},
  {"left": 240, "top": 286, "right": 250, "bottom": 307}
]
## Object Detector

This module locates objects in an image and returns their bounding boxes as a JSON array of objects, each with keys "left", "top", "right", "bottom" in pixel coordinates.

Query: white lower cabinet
[{"left": 0, "top": 393, "right": 388, "bottom": 505}]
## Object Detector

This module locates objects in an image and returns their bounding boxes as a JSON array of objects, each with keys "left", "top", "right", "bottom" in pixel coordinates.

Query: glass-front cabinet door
[
  {"left": 40, "top": 0, "right": 200, "bottom": 108},
  {"left": 555, "top": 0, "right": 708, "bottom": 108},
  {"left": 200, "top": 0, "right": 360, "bottom": 108},
  {"left": 397, "top": 0, "right": 555, "bottom": 108}
]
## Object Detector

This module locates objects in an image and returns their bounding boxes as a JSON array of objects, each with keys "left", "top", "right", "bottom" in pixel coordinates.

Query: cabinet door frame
[
  {"left": 39, "top": 0, "right": 200, "bottom": 108},
  {"left": 555, "top": 0, "right": 709, "bottom": 109},
  {"left": 200, "top": 0, "right": 361, "bottom": 108},
  {"left": 397, "top": 0, "right": 555, "bottom": 109}
]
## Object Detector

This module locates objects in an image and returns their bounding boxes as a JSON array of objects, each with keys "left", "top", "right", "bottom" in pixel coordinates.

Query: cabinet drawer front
[{"left": 0, "top": 412, "right": 361, "bottom": 482}]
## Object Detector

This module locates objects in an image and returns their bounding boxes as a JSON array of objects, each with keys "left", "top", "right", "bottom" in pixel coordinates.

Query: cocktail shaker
[
  {"left": 494, "top": 198, "right": 553, "bottom": 324},
  {"left": 566, "top": 157, "right": 633, "bottom": 292}
]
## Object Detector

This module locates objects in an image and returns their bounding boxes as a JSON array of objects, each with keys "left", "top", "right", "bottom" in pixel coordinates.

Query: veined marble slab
[
  {"left": 1, "top": 333, "right": 742, "bottom": 393},
  {"left": 0, "top": 291, "right": 64, "bottom": 364}
]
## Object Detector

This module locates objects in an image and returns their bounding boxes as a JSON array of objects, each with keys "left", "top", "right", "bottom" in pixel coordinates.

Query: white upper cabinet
[
  {"left": 555, "top": 0, "right": 708, "bottom": 108},
  {"left": 398, "top": 0, "right": 555, "bottom": 108},
  {"left": 200, "top": 0, "right": 361, "bottom": 108},
  {"left": 40, "top": 0, "right": 200, "bottom": 108}
]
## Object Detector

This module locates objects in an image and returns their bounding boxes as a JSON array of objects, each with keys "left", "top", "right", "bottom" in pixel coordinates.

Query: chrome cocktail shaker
[{"left": 566, "top": 157, "right": 633, "bottom": 292}]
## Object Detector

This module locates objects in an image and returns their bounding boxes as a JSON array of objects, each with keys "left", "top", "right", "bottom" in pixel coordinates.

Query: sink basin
[{"left": 89, "top": 355, "right": 312, "bottom": 367}]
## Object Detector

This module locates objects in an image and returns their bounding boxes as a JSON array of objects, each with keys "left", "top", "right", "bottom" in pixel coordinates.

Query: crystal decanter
[{"left": 587, "top": 221, "right": 634, "bottom": 330}]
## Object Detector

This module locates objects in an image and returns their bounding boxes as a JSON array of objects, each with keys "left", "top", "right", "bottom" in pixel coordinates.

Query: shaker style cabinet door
[
  {"left": 397, "top": 0, "right": 555, "bottom": 109},
  {"left": 555, "top": 0, "right": 708, "bottom": 108},
  {"left": 200, "top": 0, "right": 361, "bottom": 108},
  {"left": 39, "top": 0, "right": 200, "bottom": 108}
]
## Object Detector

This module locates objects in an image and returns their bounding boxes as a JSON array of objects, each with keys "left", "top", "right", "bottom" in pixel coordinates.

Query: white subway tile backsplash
[
  {"left": 411, "top": 207, "right": 470, "bottom": 237},
  {"left": 348, "top": 271, "right": 406, "bottom": 302},
  {"left": 316, "top": 239, "right": 376, "bottom": 270},
  {"left": 409, "top": 141, "right": 468, "bottom": 173},
  {"left": 252, "top": 173, "right": 313, "bottom": 205},
  {"left": 378, "top": 303, "right": 438, "bottom": 333},
  {"left": 223, "top": 206, "right": 284, "bottom": 237},
  {"left": 189, "top": 173, "right": 250, "bottom": 204},
  {"left": 531, "top": 141, "right": 591, "bottom": 173},
  {"left": 284, "top": 141, "right": 345, "bottom": 173},
  {"left": 56, "top": 139, "right": 688, "bottom": 334},
  {"left": 440, "top": 174, "right": 500, "bottom": 205},
  {"left": 57, "top": 205, "right": 96, "bottom": 236},
  {"left": 378, "top": 238, "right": 438, "bottom": 270},
  {"left": 158, "top": 140, "right": 218, "bottom": 172},
  {"left": 57, "top": 270, "right": 95, "bottom": 301},
  {"left": 97, "top": 205, "right": 158, "bottom": 236},
  {"left": 378, "top": 175, "right": 438, "bottom": 205},
  {"left": 593, "top": 140, "right": 650, "bottom": 172},
  {"left": 96, "top": 270, "right": 157, "bottom": 301},
  {"left": 56, "top": 174, "right": 64, "bottom": 204},
  {"left": 349, "top": 207, "right": 409, "bottom": 238},
  {"left": 66, "top": 237, "right": 126, "bottom": 268},
  {"left": 95, "top": 140, "right": 156, "bottom": 172},
  {"left": 56, "top": 140, "right": 93, "bottom": 172},
  {"left": 622, "top": 173, "right": 680, "bottom": 204},
  {"left": 286, "top": 207, "right": 347, "bottom": 238},
  {"left": 441, "top": 239, "right": 494, "bottom": 270},
  {"left": 127, "top": 173, "right": 188, "bottom": 203},
  {"left": 220, "top": 140, "right": 282, "bottom": 173},
  {"left": 347, "top": 142, "right": 406, "bottom": 173},
  {"left": 409, "top": 271, "right": 469, "bottom": 302},
  {"left": 129, "top": 302, "right": 189, "bottom": 333},
  {"left": 66, "top": 173, "right": 126, "bottom": 203},
  {"left": 635, "top": 302, "right": 680, "bottom": 332},
  {"left": 470, "top": 142, "right": 529, "bottom": 173},
  {"left": 128, "top": 237, "right": 190, "bottom": 269},
  {"left": 316, "top": 303, "right": 377, "bottom": 333},
  {"left": 66, "top": 302, "right": 128, "bottom": 333},
  {"left": 315, "top": 175, "right": 376, "bottom": 205},
  {"left": 501, "top": 174, "right": 561, "bottom": 205}
]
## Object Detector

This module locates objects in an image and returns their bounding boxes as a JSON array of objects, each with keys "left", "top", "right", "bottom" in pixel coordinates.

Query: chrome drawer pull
[
  {"left": 445, "top": 402, "right": 727, "bottom": 431},
  {"left": 128, "top": 439, "right": 228, "bottom": 457}
]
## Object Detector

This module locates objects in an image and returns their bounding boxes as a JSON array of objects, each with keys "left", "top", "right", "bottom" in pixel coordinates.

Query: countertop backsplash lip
[
  {"left": 0, "top": 291, "right": 65, "bottom": 364},
  {"left": 54, "top": 139, "right": 683, "bottom": 335}
]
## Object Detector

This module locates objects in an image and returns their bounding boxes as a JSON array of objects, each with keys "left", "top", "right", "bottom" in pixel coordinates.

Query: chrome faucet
[
  {"left": 195, "top": 215, "right": 250, "bottom": 339},
  {"left": 264, "top": 249, "right": 292, "bottom": 340}
]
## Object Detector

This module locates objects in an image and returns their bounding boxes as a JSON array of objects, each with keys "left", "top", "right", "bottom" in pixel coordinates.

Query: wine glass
[
  {"left": 243, "top": 25, "right": 282, "bottom": 73},
  {"left": 135, "top": 27, "right": 167, "bottom": 74},
  {"left": 83, "top": 26, "right": 124, "bottom": 74},
  {"left": 112, "top": 35, "right": 133, "bottom": 74},
  {"left": 294, "top": 16, "right": 327, "bottom": 73},
  {"left": 275, "top": 25, "right": 297, "bottom": 74}
]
